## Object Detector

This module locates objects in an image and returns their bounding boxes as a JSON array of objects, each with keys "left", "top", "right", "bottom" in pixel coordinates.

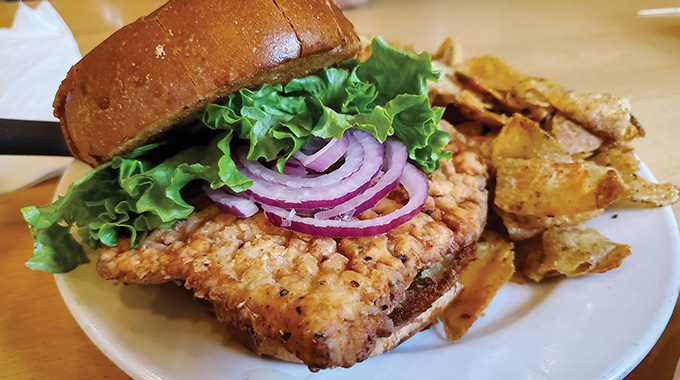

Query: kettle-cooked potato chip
[
  {"left": 439, "top": 231, "right": 515, "bottom": 340},
  {"left": 625, "top": 176, "right": 680, "bottom": 206},
  {"left": 495, "top": 206, "right": 603, "bottom": 241},
  {"left": 424, "top": 38, "right": 677, "bottom": 286},
  {"left": 447, "top": 55, "right": 641, "bottom": 145},
  {"left": 590, "top": 146, "right": 680, "bottom": 206},
  {"left": 549, "top": 112, "right": 605, "bottom": 155},
  {"left": 515, "top": 224, "right": 631, "bottom": 281},
  {"left": 546, "top": 91, "right": 638, "bottom": 142},
  {"left": 494, "top": 158, "right": 627, "bottom": 217},
  {"left": 491, "top": 115, "right": 571, "bottom": 167},
  {"left": 455, "top": 89, "right": 509, "bottom": 127}
]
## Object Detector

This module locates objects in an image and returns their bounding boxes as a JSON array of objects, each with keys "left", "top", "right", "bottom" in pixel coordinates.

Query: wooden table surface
[{"left": 1, "top": 0, "right": 678, "bottom": 379}]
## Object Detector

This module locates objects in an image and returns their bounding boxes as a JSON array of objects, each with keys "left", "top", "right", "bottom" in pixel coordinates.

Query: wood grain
[{"left": 0, "top": 178, "right": 129, "bottom": 379}]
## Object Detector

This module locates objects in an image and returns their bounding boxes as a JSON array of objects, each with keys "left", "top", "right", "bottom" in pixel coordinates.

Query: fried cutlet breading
[{"left": 96, "top": 143, "right": 488, "bottom": 370}]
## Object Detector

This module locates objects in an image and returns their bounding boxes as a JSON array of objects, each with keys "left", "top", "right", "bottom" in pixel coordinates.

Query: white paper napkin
[{"left": 0, "top": 1, "right": 81, "bottom": 194}]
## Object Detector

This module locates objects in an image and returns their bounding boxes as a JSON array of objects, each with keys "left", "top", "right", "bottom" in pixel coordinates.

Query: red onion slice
[
  {"left": 282, "top": 157, "right": 308, "bottom": 177},
  {"left": 262, "top": 163, "right": 429, "bottom": 238},
  {"left": 292, "top": 133, "right": 351, "bottom": 172},
  {"left": 202, "top": 183, "right": 258, "bottom": 218},
  {"left": 314, "top": 137, "right": 408, "bottom": 220},
  {"left": 235, "top": 132, "right": 364, "bottom": 188},
  {"left": 241, "top": 130, "right": 384, "bottom": 209}
]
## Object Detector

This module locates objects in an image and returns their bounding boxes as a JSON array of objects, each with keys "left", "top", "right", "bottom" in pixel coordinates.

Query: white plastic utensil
[{"left": 637, "top": 7, "right": 680, "bottom": 16}]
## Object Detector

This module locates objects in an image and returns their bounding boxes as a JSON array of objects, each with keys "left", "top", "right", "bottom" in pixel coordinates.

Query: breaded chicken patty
[{"left": 97, "top": 140, "right": 488, "bottom": 370}]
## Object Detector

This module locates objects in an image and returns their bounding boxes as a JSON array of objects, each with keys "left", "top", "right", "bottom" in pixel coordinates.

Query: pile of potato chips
[{"left": 425, "top": 38, "right": 680, "bottom": 337}]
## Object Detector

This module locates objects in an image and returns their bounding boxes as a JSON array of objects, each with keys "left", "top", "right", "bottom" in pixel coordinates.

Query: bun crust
[{"left": 54, "top": 0, "right": 360, "bottom": 166}]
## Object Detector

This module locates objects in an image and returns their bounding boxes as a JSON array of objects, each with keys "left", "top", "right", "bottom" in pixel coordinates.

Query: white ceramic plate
[{"left": 54, "top": 159, "right": 680, "bottom": 380}]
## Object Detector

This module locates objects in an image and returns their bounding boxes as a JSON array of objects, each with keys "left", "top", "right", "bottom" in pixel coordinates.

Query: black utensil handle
[{"left": 0, "top": 118, "right": 72, "bottom": 156}]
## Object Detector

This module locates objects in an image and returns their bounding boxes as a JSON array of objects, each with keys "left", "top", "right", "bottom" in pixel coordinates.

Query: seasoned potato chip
[
  {"left": 546, "top": 91, "right": 638, "bottom": 142},
  {"left": 511, "top": 77, "right": 557, "bottom": 109},
  {"left": 491, "top": 115, "right": 571, "bottom": 167},
  {"left": 465, "top": 135, "right": 496, "bottom": 166},
  {"left": 453, "top": 58, "right": 555, "bottom": 126},
  {"left": 496, "top": 215, "right": 544, "bottom": 241},
  {"left": 625, "top": 176, "right": 680, "bottom": 206},
  {"left": 439, "top": 231, "right": 515, "bottom": 340},
  {"left": 455, "top": 57, "right": 557, "bottom": 113},
  {"left": 590, "top": 146, "right": 639, "bottom": 175},
  {"left": 455, "top": 89, "right": 509, "bottom": 127},
  {"left": 429, "top": 69, "right": 461, "bottom": 108},
  {"left": 511, "top": 236, "right": 543, "bottom": 283},
  {"left": 447, "top": 57, "right": 551, "bottom": 127},
  {"left": 454, "top": 121, "right": 485, "bottom": 137},
  {"left": 431, "top": 37, "right": 463, "bottom": 67},
  {"left": 494, "top": 158, "right": 627, "bottom": 217},
  {"left": 495, "top": 206, "right": 603, "bottom": 241},
  {"left": 516, "top": 224, "right": 631, "bottom": 281},
  {"left": 429, "top": 38, "right": 463, "bottom": 108},
  {"left": 590, "top": 146, "right": 680, "bottom": 206},
  {"left": 424, "top": 42, "right": 677, "bottom": 287},
  {"left": 550, "top": 112, "right": 605, "bottom": 155},
  {"left": 455, "top": 56, "right": 538, "bottom": 110},
  {"left": 447, "top": 55, "right": 641, "bottom": 145},
  {"left": 455, "top": 56, "right": 517, "bottom": 90}
]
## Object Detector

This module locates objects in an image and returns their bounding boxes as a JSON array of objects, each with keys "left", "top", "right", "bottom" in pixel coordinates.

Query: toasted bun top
[{"left": 54, "top": 0, "right": 360, "bottom": 167}]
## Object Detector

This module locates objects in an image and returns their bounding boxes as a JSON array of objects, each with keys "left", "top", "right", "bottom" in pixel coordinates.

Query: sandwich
[{"left": 23, "top": 0, "right": 488, "bottom": 370}]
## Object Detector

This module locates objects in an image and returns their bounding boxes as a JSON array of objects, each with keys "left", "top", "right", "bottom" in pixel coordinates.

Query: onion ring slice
[
  {"left": 314, "top": 137, "right": 407, "bottom": 220},
  {"left": 202, "top": 183, "right": 258, "bottom": 218},
  {"left": 292, "top": 133, "right": 350, "bottom": 172},
  {"left": 262, "top": 163, "right": 429, "bottom": 238},
  {"left": 241, "top": 130, "right": 384, "bottom": 209},
  {"left": 235, "top": 132, "right": 363, "bottom": 188}
]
